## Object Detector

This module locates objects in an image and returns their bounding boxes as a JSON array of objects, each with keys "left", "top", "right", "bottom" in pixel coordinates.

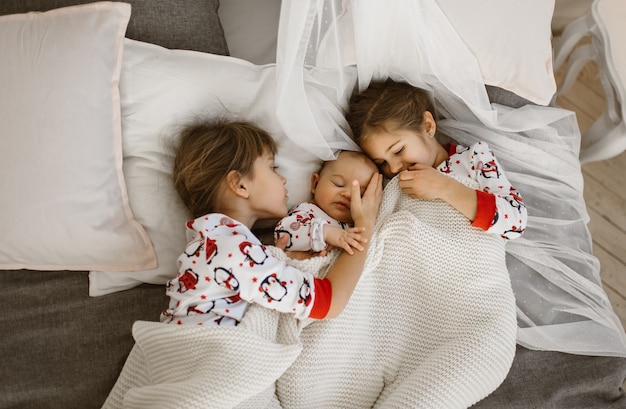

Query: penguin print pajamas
[
  {"left": 438, "top": 141, "right": 526, "bottom": 239},
  {"left": 161, "top": 214, "right": 332, "bottom": 326}
]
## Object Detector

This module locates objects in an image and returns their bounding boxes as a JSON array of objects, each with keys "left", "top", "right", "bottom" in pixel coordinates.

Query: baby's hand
[{"left": 324, "top": 225, "right": 368, "bottom": 255}]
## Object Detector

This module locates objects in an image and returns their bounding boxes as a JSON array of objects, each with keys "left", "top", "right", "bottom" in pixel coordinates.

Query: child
[
  {"left": 346, "top": 79, "right": 526, "bottom": 240},
  {"left": 274, "top": 150, "right": 379, "bottom": 255},
  {"left": 160, "top": 120, "right": 382, "bottom": 327}
]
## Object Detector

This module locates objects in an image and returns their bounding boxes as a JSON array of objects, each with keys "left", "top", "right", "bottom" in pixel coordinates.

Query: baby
[{"left": 275, "top": 150, "right": 379, "bottom": 255}]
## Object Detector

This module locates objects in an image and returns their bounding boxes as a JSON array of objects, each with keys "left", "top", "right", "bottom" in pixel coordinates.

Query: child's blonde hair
[
  {"left": 173, "top": 120, "right": 277, "bottom": 218},
  {"left": 346, "top": 79, "right": 437, "bottom": 144}
]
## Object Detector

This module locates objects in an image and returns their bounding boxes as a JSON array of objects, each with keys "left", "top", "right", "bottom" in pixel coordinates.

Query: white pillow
[
  {"left": 89, "top": 39, "right": 338, "bottom": 296},
  {"left": 434, "top": 0, "right": 557, "bottom": 105},
  {"left": 0, "top": 3, "right": 157, "bottom": 271},
  {"left": 219, "top": 0, "right": 556, "bottom": 105}
]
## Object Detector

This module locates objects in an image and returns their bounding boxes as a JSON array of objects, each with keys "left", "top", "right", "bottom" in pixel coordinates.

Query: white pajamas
[
  {"left": 274, "top": 202, "right": 349, "bottom": 252},
  {"left": 161, "top": 213, "right": 332, "bottom": 326},
  {"left": 438, "top": 142, "right": 527, "bottom": 239}
]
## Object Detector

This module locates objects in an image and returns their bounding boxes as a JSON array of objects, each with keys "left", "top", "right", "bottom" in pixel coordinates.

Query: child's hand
[
  {"left": 324, "top": 225, "right": 368, "bottom": 255},
  {"left": 350, "top": 173, "right": 383, "bottom": 232},
  {"left": 398, "top": 163, "right": 451, "bottom": 200},
  {"left": 401, "top": 163, "right": 478, "bottom": 222}
]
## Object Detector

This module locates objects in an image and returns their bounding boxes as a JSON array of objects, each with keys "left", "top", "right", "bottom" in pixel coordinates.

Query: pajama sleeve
[
  {"left": 165, "top": 215, "right": 333, "bottom": 326},
  {"left": 234, "top": 239, "right": 332, "bottom": 319},
  {"left": 274, "top": 203, "right": 331, "bottom": 252},
  {"left": 469, "top": 142, "right": 527, "bottom": 239}
]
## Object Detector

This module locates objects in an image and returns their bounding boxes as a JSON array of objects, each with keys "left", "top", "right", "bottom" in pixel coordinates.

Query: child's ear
[
  {"left": 422, "top": 111, "right": 436, "bottom": 137},
  {"left": 226, "top": 170, "right": 249, "bottom": 199},
  {"left": 310, "top": 173, "right": 320, "bottom": 195}
]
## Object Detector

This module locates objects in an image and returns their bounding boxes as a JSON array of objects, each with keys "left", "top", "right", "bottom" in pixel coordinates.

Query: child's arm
[
  {"left": 270, "top": 173, "right": 382, "bottom": 319},
  {"left": 237, "top": 174, "right": 383, "bottom": 321},
  {"left": 397, "top": 163, "right": 478, "bottom": 220},
  {"left": 322, "top": 173, "right": 383, "bottom": 318},
  {"left": 469, "top": 147, "right": 527, "bottom": 239},
  {"left": 398, "top": 145, "right": 527, "bottom": 239}
]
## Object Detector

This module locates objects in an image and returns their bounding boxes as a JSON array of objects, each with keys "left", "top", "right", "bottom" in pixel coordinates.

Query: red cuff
[
  {"left": 309, "top": 278, "right": 332, "bottom": 319},
  {"left": 448, "top": 144, "right": 457, "bottom": 156},
  {"left": 472, "top": 190, "right": 496, "bottom": 230}
]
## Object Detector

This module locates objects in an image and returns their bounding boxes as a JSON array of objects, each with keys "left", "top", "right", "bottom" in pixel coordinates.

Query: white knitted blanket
[{"left": 103, "top": 177, "right": 517, "bottom": 409}]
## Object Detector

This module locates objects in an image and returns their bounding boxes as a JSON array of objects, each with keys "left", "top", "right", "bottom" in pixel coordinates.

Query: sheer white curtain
[
  {"left": 275, "top": 0, "right": 359, "bottom": 160},
  {"left": 275, "top": 0, "right": 626, "bottom": 357}
]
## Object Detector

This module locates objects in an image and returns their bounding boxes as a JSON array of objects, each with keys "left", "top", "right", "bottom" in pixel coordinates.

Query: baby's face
[{"left": 312, "top": 152, "right": 378, "bottom": 223}]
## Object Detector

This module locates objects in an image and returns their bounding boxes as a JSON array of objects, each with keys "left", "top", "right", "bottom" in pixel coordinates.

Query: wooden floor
[{"left": 554, "top": 58, "right": 626, "bottom": 329}]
